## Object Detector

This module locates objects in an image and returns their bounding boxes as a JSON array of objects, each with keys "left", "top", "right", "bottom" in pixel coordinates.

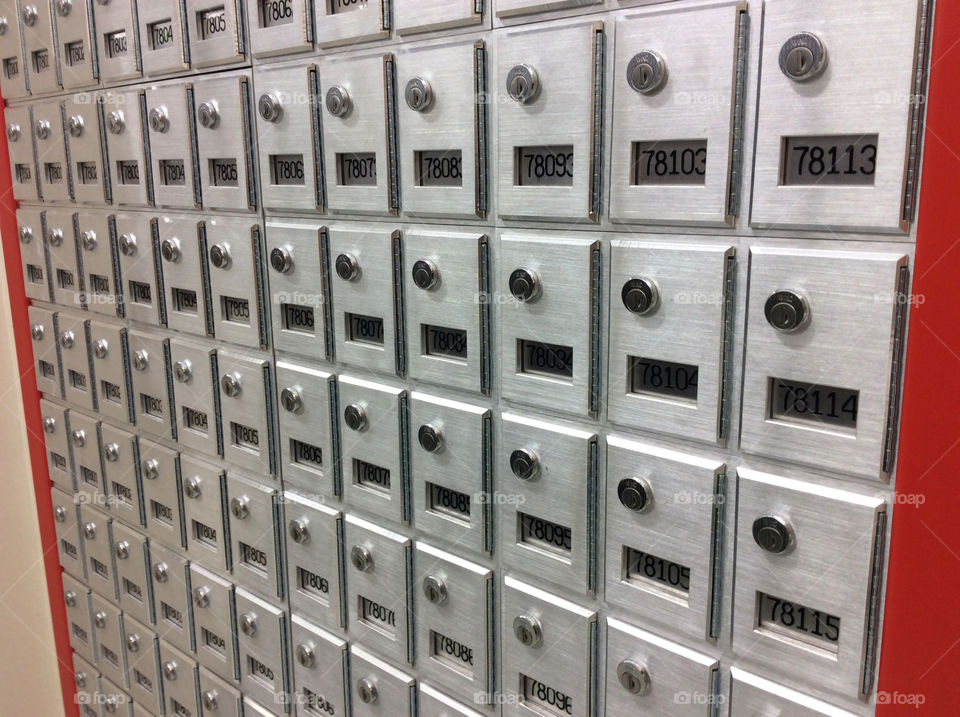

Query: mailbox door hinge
[{"left": 726, "top": 4, "right": 749, "bottom": 221}]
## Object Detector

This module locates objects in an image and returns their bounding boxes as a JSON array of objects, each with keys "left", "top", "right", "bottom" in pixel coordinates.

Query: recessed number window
[
  {"left": 780, "top": 134, "right": 878, "bottom": 186},
  {"left": 628, "top": 357, "right": 699, "bottom": 402},
  {"left": 624, "top": 547, "right": 690, "bottom": 596},
  {"left": 104, "top": 31, "right": 128, "bottom": 58},
  {"left": 260, "top": 0, "right": 294, "bottom": 26},
  {"left": 522, "top": 675, "right": 573, "bottom": 717},
  {"left": 423, "top": 324, "right": 467, "bottom": 361},
  {"left": 116, "top": 161, "right": 140, "bottom": 185},
  {"left": 282, "top": 303, "right": 315, "bottom": 333},
  {"left": 270, "top": 154, "right": 305, "bottom": 185},
  {"left": 64, "top": 42, "right": 85, "bottom": 66},
  {"left": 197, "top": 7, "right": 228, "bottom": 39},
  {"left": 768, "top": 378, "right": 859, "bottom": 430},
  {"left": 757, "top": 592, "right": 840, "bottom": 651},
  {"left": 147, "top": 20, "right": 176, "bottom": 50},
  {"left": 427, "top": 482, "right": 471, "bottom": 521},
  {"left": 518, "top": 340, "right": 573, "bottom": 380},
  {"left": 631, "top": 139, "right": 707, "bottom": 185},
  {"left": 518, "top": 512, "right": 572, "bottom": 556},
  {"left": 346, "top": 312, "right": 384, "bottom": 345},
  {"left": 515, "top": 145, "right": 574, "bottom": 187},
  {"left": 329, "top": 0, "right": 367, "bottom": 14},
  {"left": 337, "top": 152, "right": 376, "bottom": 186},
  {"left": 209, "top": 159, "right": 239, "bottom": 187},
  {"left": 159, "top": 160, "right": 186, "bottom": 186},
  {"left": 415, "top": 150, "right": 463, "bottom": 187},
  {"left": 354, "top": 458, "right": 390, "bottom": 492}
]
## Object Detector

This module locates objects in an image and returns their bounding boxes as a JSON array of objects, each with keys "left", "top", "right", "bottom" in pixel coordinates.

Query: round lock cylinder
[
  {"left": 202, "top": 690, "right": 219, "bottom": 711},
  {"left": 74, "top": 669, "right": 86, "bottom": 689},
  {"left": 280, "top": 387, "right": 303, "bottom": 414},
  {"left": 510, "top": 448, "right": 540, "bottom": 481},
  {"left": 60, "top": 331, "right": 75, "bottom": 349},
  {"left": 65, "top": 590, "right": 77, "bottom": 607},
  {"left": 258, "top": 93, "right": 283, "bottom": 123},
  {"left": 104, "top": 443, "right": 119, "bottom": 462},
  {"left": 31, "top": 323, "right": 44, "bottom": 341},
  {"left": 133, "top": 349, "right": 149, "bottom": 371},
  {"left": 350, "top": 544, "right": 373, "bottom": 572},
  {"left": 404, "top": 77, "right": 433, "bottom": 112},
  {"left": 779, "top": 32, "right": 828, "bottom": 82},
  {"left": 174, "top": 359, "right": 192, "bottom": 383},
  {"left": 289, "top": 518, "right": 309, "bottom": 544},
  {"left": 411, "top": 259, "right": 439, "bottom": 290},
  {"left": 335, "top": 252, "right": 360, "bottom": 281},
  {"left": 161, "top": 238, "right": 181, "bottom": 263},
  {"left": 296, "top": 643, "right": 315, "bottom": 667},
  {"left": 43, "top": 417, "right": 56, "bottom": 433},
  {"left": 230, "top": 496, "right": 250, "bottom": 519},
  {"left": 240, "top": 612, "right": 257, "bottom": 636},
  {"left": 94, "top": 611, "right": 107, "bottom": 628},
  {"left": 344, "top": 404, "right": 367, "bottom": 431},
  {"left": 142, "top": 458, "right": 159, "bottom": 480},
  {"left": 506, "top": 64, "right": 540, "bottom": 104},
  {"left": 618, "top": 477, "right": 652, "bottom": 513},
  {"left": 221, "top": 372, "right": 241, "bottom": 397},
  {"left": 72, "top": 429, "right": 86, "bottom": 447},
  {"left": 148, "top": 107, "right": 169, "bottom": 134},
  {"left": 197, "top": 101, "right": 220, "bottom": 129},
  {"left": 0, "top": 18, "right": 6, "bottom": 35},
  {"left": 67, "top": 115, "right": 84, "bottom": 138},
  {"left": 118, "top": 233, "right": 137, "bottom": 256},
  {"left": 81, "top": 230, "right": 97, "bottom": 251},
  {"left": 764, "top": 290, "right": 809, "bottom": 332},
  {"left": 163, "top": 661, "right": 178, "bottom": 681},
  {"left": 325, "top": 86, "right": 352, "bottom": 118},
  {"left": 752, "top": 516, "right": 794, "bottom": 554},
  {"left": 418, "top": 424, "right": 444, "bottom": 453},
  {"left": 126, "top": 633, "right": 140, "bottom": 653},
  {"left": 107, "top": 111, "right": 125, "bottom": 135},
  {"left": 183, "top": 476, "right": 201, "bottom": 499},
  {"left": 34, "top": 119, "right": 50, "bottom": 140},
  {"left": 20, "top": 5, "right": 36, "bottom": 26},
  {"left": 94, "top": 339, "right": 109, "bottom": 359},
  {"left": 270, "top": 246, "right": 293, "bottom": 274},
  {"left": 115, "top": 540, "right": 130, "bottom": 560},
  {"left": 17, "top": 225, "right": 31, "bottom": 242},
  {"left": 513, "top": 615, "right": 543, "bottom": 647},
  {"left": 54, "top": 506, "right": 66, "bottom": 522},
  {"left": 357, "top": 678, "right": 378, "bottom": 705},
  {"left": 153, "top": 562, "right": 169, "bottom": 582},
  {"left": 6, "top": 123, "right": 20, "bottom": 142},
  {"left": 194, "top": 586, "right": 211, "bottom": 608},
  {"left": 627, "top": 51, "right": 668, "bottom": 95},
  {"left": 55, "top": 0, "right": 72, "bottom": 15},
  {"left": 621, "top": 278, "right": 659, "bottom": 315},
  {"left": 47, "top": 228, "right": 63, "bottom": 247},
  {"left": 422, "top": 575, "right": 448, "bottom": 605},
  {"left": 209, "top": 243, "right": 231, "bottom": 269},
  {"left": 617, "top": 660, "right": 652, "bottom": 695},
  {"left": 508, "top": 268, "right": 541, "bottom": 303}
]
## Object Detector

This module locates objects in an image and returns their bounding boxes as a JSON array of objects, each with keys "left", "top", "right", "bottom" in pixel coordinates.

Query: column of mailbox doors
[{"left": 0, "top": 0, "right": 949, "bottom": 715}]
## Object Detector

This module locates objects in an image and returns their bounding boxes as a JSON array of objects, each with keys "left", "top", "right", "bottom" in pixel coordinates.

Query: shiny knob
[
  {"left": 230, "top": 496, "right": 250, "bottom": 519},
  {"left": 618, "top": 478, "right": 652, "bottom": 513},
  {"left": 508, "top": 268, "right": 541, "bottom": 303},
  {"left": 93, "top": 339, "right": 108, "bottom": 359},
  {"left": 202, "top": 690, "right": 219, "bottom": 711},
  {"left": 344, "top": 404, "right": 367, "bottom": 431},
  {"left": 59, "top": 331, "right": 75, "bottom": 349},
  {"left": 411, "top": 259, "right": 439, "bottom": 290},
  {"left": 67, "top": 115, "right": 84, "bottom": 138},
  {"left": 80, "top": 230, "right": 96, "bottom": 250},
  {"left": 118, "top": 233, "right": 137, "bottom": 256},
  {"left": 764, "top": 290, "right": 808, "bottom": 332},
  {"left": 280, "top": 387, "right": 303, "bottom": 414},
  {"left": 239, "top": 612, "right": 257, "bottom": 636},
  {"left": 34, "top": 119, "right": 50, "bottom": 140},
  {"left": 74, "top": 669, "right": 86, "bottom": 688},
  {"left": 161, "top": 238, "right": 181, "bottom": 263},
  {"left": 83, "top": 522, "right": 96, "bottom": 539},
  {"left": 509, "top": 448, "right": 540, "bottom": 481},
  {"left": 258, "top": 93, "right": 283, "bottom": 122},
  {"left": 197, "top": 101, "right": 220, "bottom": 129},
  {"left": 71, "top": 429, "right": 85, "bottom": 447},
  {"left": 20, "top": 5, "right": 36, "bottom": 26},
  {"left": 65, "top": 590, "right": 77, "bottom": 607},
  {"left": 221, "top": 372, "right": 241, "bottom": 397},
  {"left": 621, "top": 278, "right": 659, "bottom": 315},
  {"left": 148, "top": 106, "right": 169, "bottom": 133},
  {"left": 183, "top": 476, "right": 201, "bottom": 499},
  {"left": 209, "top": 243, "right": 231, "bottom": 269},
  {"left": 153, "top": 562, "right": 169, "bottom": 582},
  {"left": 289, "top": 518, "right": 309, "bottom": 544},
  {"left": 142, "top": 458, "right": 159, "bottom": 480},
  {"left": 47, "top": 227, "right": 63, "bottom": 247},
  {"left": 513, "top": 615, "right": 543, "bottom": 647},
  {"left": 0, "top": 17, "right": 6, "bottom": 35},
  {"left": 335, "top": 252, "right": 360, "bottom": 281},
  {"left": 779, "top": 32, "right": 828, "bottom": 82},
  {"left": 17, "top": 225, "right": 31, "bottom": 242},
  {"left": 350, "top": 544, "right": 373, "bottom": 572},
  {"left": 296, "top": 642, "right": 315, "bottom": 667},
  {"left": 126, "top": 633, "right": 140, "bottom": 653},
  {"left": 626, "top": 51, "right": 667, "bottom": 95},
  {"left": 107, "top": 110, "right": 125, "bottom": 135},
  {"left": 94, "top": 610, "right": 107, "bottom": 628},
  {"left": 43, "top": 417, "right": 56, "bottom": 433},
  {"left": 506, "top": 64, "right": 540, "bottom": 104},
  {"left": 194, "top": 585, "right": 211, "bottom": 608},
  {"left": 617, "top": 660, "right": 652, "bottom": 695},
  {"left": 103, "top": 443, "right": 119, "bottom": 462},
  {"left": 753, "top": 516, "right": 794, "bottom": 555},
  {"left": 325, "top": 86, "right": 351, "bottom": 118},
  {"left": 417, "top": 424, "right": 444, "bottom": 453},
  {"left": 404, "top": 77, "right": 433, "bottom": 112},
  {"left": 133, "top": 349, "right": 149, "bottom": 371},
  {"left": 270, "top": 246, "right": 293, "bottom": 274},
  {"left": 163, "top": 660, "right": 177, "bottom": 681},
  {"left": 54, "top": 506, "right": 66, "bottom": 522},
  {"left": 6, "top": 123, "right": 20, "bottom": 142},
  {"left": 173, "top": 359, "right": 192, "bottom": 383},
  {"left": 31, "top": 323, "right": 44, "bottom": 341},
  {"left": 115, "top": 540, "right": 129, "bottom": 560},
  {"left": 55, "top": 0, "right": 72, "bottom": 17},
  {"left": 422, "top": 575, "right": 448, "bottom": 605}
]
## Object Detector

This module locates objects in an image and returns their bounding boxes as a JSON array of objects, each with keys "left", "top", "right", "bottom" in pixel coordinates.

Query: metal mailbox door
[
  {"left": 501, "top": 575, "right": 598, "bottom": 717},
  {"left": 204, "top": 216, "right": 269, "bottom": 346},
  {"left": 284, "top": 490, "right": 343, "bottom": 633},
  {"left": 42, "top": 400, "right": 72, "bottom": 490},
  {"left": 90, "top": 593, "right": 126, "bottom": 686},
  {"left": 33, "top": 102, "right": 71, "bottom": 202},
  {"left": 123, "top": 616, "right": 163, "bottom": 715},
  {"left": 606, "top": 617, "right": 720, "bottom": 716},
  {"left": 246, "top": 0, "right": 312, "bottom": 58},
  {"left": 394, "top": 0, "right": 484, "bottom": 35},
  {"left": 104, "top": 89, "right": 152, "bottom": 207},
  {"left": 265, "top": 219, "right": 327, "bottom": 359},
  {"left": 77, "top": 211, "right": 120, "bottom": 316},
  {"left": 410, "top": 392, "right": 491, "bottom": 555},
  {"left": 193, "top": 71, "right": 258, "bottom": 211},
  {"left": 45, "top": 208, "right": 80, "bottom": 306},
  {"left": 349, "top": 645, "right": 417, "bottom": 717},
  {"left": 101, "top": 423, "right": 143, "bottom": 528},
  {"left": 180, "top": 454, "right": 228, "bottom": 573},
  {"left": 139, "top": 437, "right": 184, "bottom": 548},
  {"left": 145, "top": 83, "right": 201, "bottom": 210},
  {"left": 729, "top": 668, "right": 860, "bottom": 717},
  {"left": 7, "top": 106, "right": 39, "bottom": 201},
  {"left": 190, "top": 564, "right": 240, "bottom": 683},
  {"left": 198, "top": 667, "right": 243, "bottom": 717},
  {"left": 339, "top": 375, "right": 408, "bottom": 523},
  {"left": 65, "top": 574, "right": 95, "bottom": 663},
  {"left": 313, "top": 0, "right": 389, "bottom": 49},
  {"left": 326, "top": 223, "right": 402, "bottom": 375},
  {"left": 89, "top": 317, "right": 134, "bottom": 425},
  {"left": 170, "top": 337, "right": 220, "bottom": 457},
  {"left": 607, "top": 240, "right": 736, "bottom": 445},
  {"left": 610, "top": 2, "right": 746, "bottom": 227},
  {"left": 218, "top": 350, "right": 277, "bottom": 476},
  {"left": 741, "top": 246, "right": 909, "bottom": 481},
  {"left": 128, "top": 329, "right": 176, "bottom": 440},
  {"left": 254, "top": 60, "right": 321, "bottom": 212},
  {"left": 99, "top": 675, "right": 134, "bottom": 717},
  {"left": 64, "top": 97, "right": 109, "bottom": 205},
  {"left": 419, "top": 683, "right": 486, "bottom": 717},
  {"left": 20, "top": 0, "right": 59, "bottom": 93},
  {"left": 59, "top": 311, "right": 97, "bottom": 412},
  {"left": 343, "top": 514, "right": 413, "bottom": 665},
  {"left": 93, "top": 0, "right": 142, "bottom": 83},
  {"left": 734, "top": 468, "right": 887, "bottom": 701},
  {"left": 158, "top": 642, "right": 201, "bottom": 717},
  {"left": 17, "top": 208, "right": 48, "bottom": 301},
  {"left": 0, "top": 0, "right": 29, "bottom": 98},
  {"left": 495, "top": 0, "right": 602, "bottom": 20},
  {"left": 290, "top": 616, "right": 348, "bottom": 717},
  {"left": 74, "top": 654, "right": 100, "bottom": 717},
  {"left": 70, "top": 410, "right": 104, "bottom": 504},
  {"left": 496, "top": 20, "right": 604, "bottom": 222},
  {"left": 396, "top": 37, "right": 487, "bottom": 220},
  {"left": 185, "top": 0, "right": 246, "bottom": 68},
  {"left": 159, "top": 217, "right": 210, "bottom": 337},
  {"left": 751, "top": 0, "right": 926, "bottom": 233},
  {"left": 32, "top": 309, "right": 62, "bottom": 398},
  {"left": 605, "top": 435, "right": 727, "bottom": 642},
  {"left": 113, "top": 522, "right": 152, "bottom": 625},
  {"left": 115, "top": 213, "right": 164, "bottom": 326},
  {"left": 151, "top": 541, "right": 193, "bottom": 653},
  {"left": 500, "top": 413, "right": 598, "bottom": 595},
  {"left": 227, "top": 473, "right": 283, "bottom": 600},
  {"left": 235, "top": 587, "right": 291, "bottom": 709},
  {"left": 414, "top": 542, "right": 494, "bottom": 703},
  {"left": 54, "top": 0, "right": 98, "bottom": 90},
  {"left": 52, "top": 485, "right": 83, "bottom": 577},
  {"left": 317, "top": 51, "right": 398, "bottom": 216},
  {"left": 79, "top": 502, "right": 118, "bottom": 599},
  {"left": 404, "top": 228, "right": 490, "bottom": 394},
  {"left": 137, "top": 0, "right": 189, "bottom": 76},
  {"left": 498, "top": 232, "right": 601, "bottom": 418},
  {"left": 274, "top": 360, "right": 335, "bottom": 497}
]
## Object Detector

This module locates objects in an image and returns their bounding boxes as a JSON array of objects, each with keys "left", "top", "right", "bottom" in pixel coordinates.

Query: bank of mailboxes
[{"left": 12, "top": 1, "right": 932, "bottom": 716}]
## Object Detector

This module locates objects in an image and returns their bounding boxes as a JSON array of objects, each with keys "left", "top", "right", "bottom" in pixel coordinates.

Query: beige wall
[{"left": 0, "top": 243, "right": 67, "bottom": 717}]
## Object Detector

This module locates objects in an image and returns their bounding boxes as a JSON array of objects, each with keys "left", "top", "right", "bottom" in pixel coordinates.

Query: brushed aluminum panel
[
  {"left": 0, "top": 0, "right": 29, "bottom": 98},
  {"left": 74, "top": 654, "right": 101, "bottom": 717},
  {"left": 159, "top": 217, "right": 209, "bottom": 337},
  {"left": 734, "top": 468, "right": 886, "bottom": 701},
  {"left": 54, "top": 0, "right": 99, "bottom": 90},
  {"left": 227, "top": 472, "right": 284, "bottom": 600},
  {"left": 65, "top": 574, "right": 96, "bottom": 663},
  {"left": 32, "top": 308, "right": 63, "bottom": 398},
  {"left": 218, "top": 349, "right": 277, "bottom": 476},
  {"left": 186, "top": 0, "right": 246, "bottom": 68},
  {"left": 90, "top": 593, "right": 126, "bottom": 686},
  {"left": 113, "top": 522, "right": 152, "bottom": 625},
  {"left": 101, "top": 423, "right": 143, "bottom": 527},
  {"left": 20, "top": 0, "right": 59, "bottom": 94},
  {"left": 235, "top": 587, "right": 291, "bottom": 708},
  {"left": 275, "top": 361, "right": 336, "bottom": 497},
  {"left": 180, "top": 453, "right": 229, "bottom": 573},
  {"left": 45, "top": 208, "right": 81, "bottom": 306},
  {"left": 394, "top": 0, "right": 484, "bottom": 35},
  {"left": 105, "top": 89, "right": 152, "bottom": 207},
  {"left": 89, "top": 317, "right": 134, "bottom": 425},
  {"left": 729, "top": 668, "right": 860, "bottom": 717},
  {"left": 76, "top": 211, "right": 120, "bottom": 316},
  {"left": 158, "top": 641, "right": 201, "bottom": 717},
  {"left": 289, "top": 615, "right": 348, "bottom": 717},
  {"left": 116, "top": 213, "right": 163, "bottom": 325},
  {"left": 79, "top": 502, "right": 118, "bottom": 599},
  {"left": 741, "top": 246, "right": 908, "bottom": 480},
  {"left": 145, "top": 82, "right": 201, "bottom": 210},
  {"left": 606, "top": 239, "right": 734, "bottom": 444},
  {"left": 246, "top": 0, "right": 313, "bottom": 57},
  {"left": 123, "top": 616, "right": 163, "bottom": 714},
  {"left": 495, "top": 0, "right": 601, "bottom": 18},
  {"left": 139, "top": 437, "right": 184, "bottom": 548},
  {"left": 501, "top": 575, "right": 598, "bottom": 717},
  {"left": 314, "top": 0, "right": 388, "bottom": 48},
  {"left": 93, "top": 0, "right": 142, "bottom": 83},
  {"left": 349, "top": 645, "right": 417, "bottom": 717},
  {"left": 43, "top": 401, "right": 73, "bottom": 491},
  {"left": 419, "top": 683, "right": 486, "bottom": 716},
  {"left": 17, "top": 208, "right": 48, "bottom": 300},
  {"left": 59, "top": 311, "right": 97, "bottom": 411},
  {"left": 190, "top": 564, "right": 240, "bottom": 682},
  {"left": 52, "top": 485, "right": 84, "bottom": 578},
  {"left": 7, "top": 105, "right": 39, "bottom": 201},
  {"left": 151, "top": 541, "right": 193, "bottom": 652},
  {"left": 128, "top": 329, "right": 175, "bottom": 440},
  {"left": 344, "top": 513, "right": 413, "bottom": 665},
  {"left": 198, "top": 667, "right": 243, "bottom": 717},
  {"left": 70, "top": 410, "right": 104, "bottom": 505},
  {"left": 170, "top": 337, "right": 221, "bottom": 457},
  {"left": 33, "top": 102, "right": 71, "bottom": 202},
  {"left": 205, "top": 215, "right": 268, "bottom": 346},
  {"left": 284, "top": 491, "right": 343, "bottom": 633},
  {"left": 137, "top": 0, "right": 189, "bottom": 76},
  {"left": 750, "top": 0, "right": 923, "bottom": 232}
]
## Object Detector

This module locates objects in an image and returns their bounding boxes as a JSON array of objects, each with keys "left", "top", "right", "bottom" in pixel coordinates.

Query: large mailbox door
[
  {"left": 284, "top": 490, "right": 343, "bottom": 633},
  {"left": 151, "top": 541, "right": 193, "bottom": 653},
  {"left": 59, "top": 311, "right": 97, "bottom": 412},
  {"left": 185, "top": 0, "right": 247, "bottom": 68},
  {"left": 498, "top": 232, "right": 601, "bottom": 418},
  {"left": 93, "top": 0, "right": 142, "bottom": 83},
  {"left": 65, "top": 97, "right": 110, "bottom": 205},
  {"left": 275, "top": 360, "right": 336, "bottom": 497},
  {"left": 18, "top": 208, "right": 48, "bottom": 301},
  {"left": 607, "top": 239, "right": 736, "bottom": 445},
  {"left": 350, "top": 645, "right": 417, "bottom": 717},
  {"left": 42, "top": 400, "right": 72, "bottom": 491},
  {"left": 104, "top": 89, "right": 153, "bottom": 207},
  {"left": 235, "top": 587, "right": 291, "bottom": 709},
  {"left": 190, "top": 564, "right": 240, "bottom": 683},
  {"left": 313, "top": 0, "right": 389, "bottom": 49},
  {"left": 158, "top": 642, "right": 201, "bottom": 717},
  {"left": 394, "top": 0, "right": 484, "bottom": 36},
  {"left": 76, "top": 211, "right": 120, "bottom": 317},
  {"left": 101, "top": 423, "right": 143, "bottom": 528},
  {"left": 139, "top": 438, "right": 184, "bottom": 548},
  {"left": 226, "top": 472, "right": 284, "bottom": 600},
  {"left": 218, "top": 349, "right": 278, "bottom": 477},
  {"left": 115, "top": 212, "right": 165, "bottom": 326},
  {"left": 21, "top": 0, "right": 60, "bottom": 94},
  {"left": 7, "top": 105, "right": 40, "bottom": 201},
  {"left": 397, "top": 37, "right": 487, "bottom": 220},
  {"left": 54, "top": 0, "right": 98, "bottom": 89},
  {"left": 65, "top": 576, "right": 95, "bottom": 663},
  {"left": 741, "top": 245, "right": 909, "bottom": 481},
  {"left": 123, "top": 616, "right": 164, "bottom": 715},
  {"left": 52, "top": 485, "right": 83, "bottom": 577},
  {"left": 290, "top": 616, "right": 348, "bottom": 717},
  {"left": 246, "top": 0, "right": 313, "bottom": 58},
  {"left": 31, "top": 308, "right": 63, "bottom": 398},
  {"left": 317, "top": 50, "right": 398, "bottom": 217},
  {"left": 734, "top": 468, "right": 887, "bottom": 701},
  {"left": 128, "top": 329, "right": 176, "bottom": 440},
  {"left": 158, "top": 217, "right": 210, "bottom": 338},
  {"left": 750, "top": 0, "right": 926, "bottom": 233},
  {"left": 180, "top": 454, "right": 229, "bottom": 573},
  {"left": 729, "top": 668, "right": 860, "bottom": 717},
  {"left": 88, "top": 317, "right": 134, "bottom": 425},
  {"left": 137, "top": 0, "right": 189, "bottom": 76},
  {"left": 605, "top": 435, "right": 727, "bottom": 642},
  {"left": 0, "top": 0, "right": 29, "bottom": 99},
  {"left": 404, "top": 228, "right": 490, "bottom": 395},
  {"left": 113, "top": 522, "right": 153, "bottom": 626},
  {"left": 253, "top": 60, "right": 322, "bottom": 212},
  {"left": 70, "top": 411, "right": 103, "bottom": 504},
  {"left": 33, "top": 102, "right": 71, "bottom": 202},
  {"left": 44, "top": 209, "right": 80, "bottom": 306},
  {"left": 145, "top": 82, "right": 201, "bottom": 210},
  {"left": 496, "top": 20, "right": 603, "bottom": 222},
  {"left": 170, "top": 337, "right": 220, "bottom": 457}
]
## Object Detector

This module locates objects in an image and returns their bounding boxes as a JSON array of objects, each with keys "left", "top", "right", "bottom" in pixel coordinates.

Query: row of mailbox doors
[
  {"left": 5, "top": 0, "right": 927, "bottom": 233},
  {"left": 22, "top": 210, "right": 910, "bottom": 482},
  {"left": 55, "top": 455, "right": 886, "bottom": 713}
]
